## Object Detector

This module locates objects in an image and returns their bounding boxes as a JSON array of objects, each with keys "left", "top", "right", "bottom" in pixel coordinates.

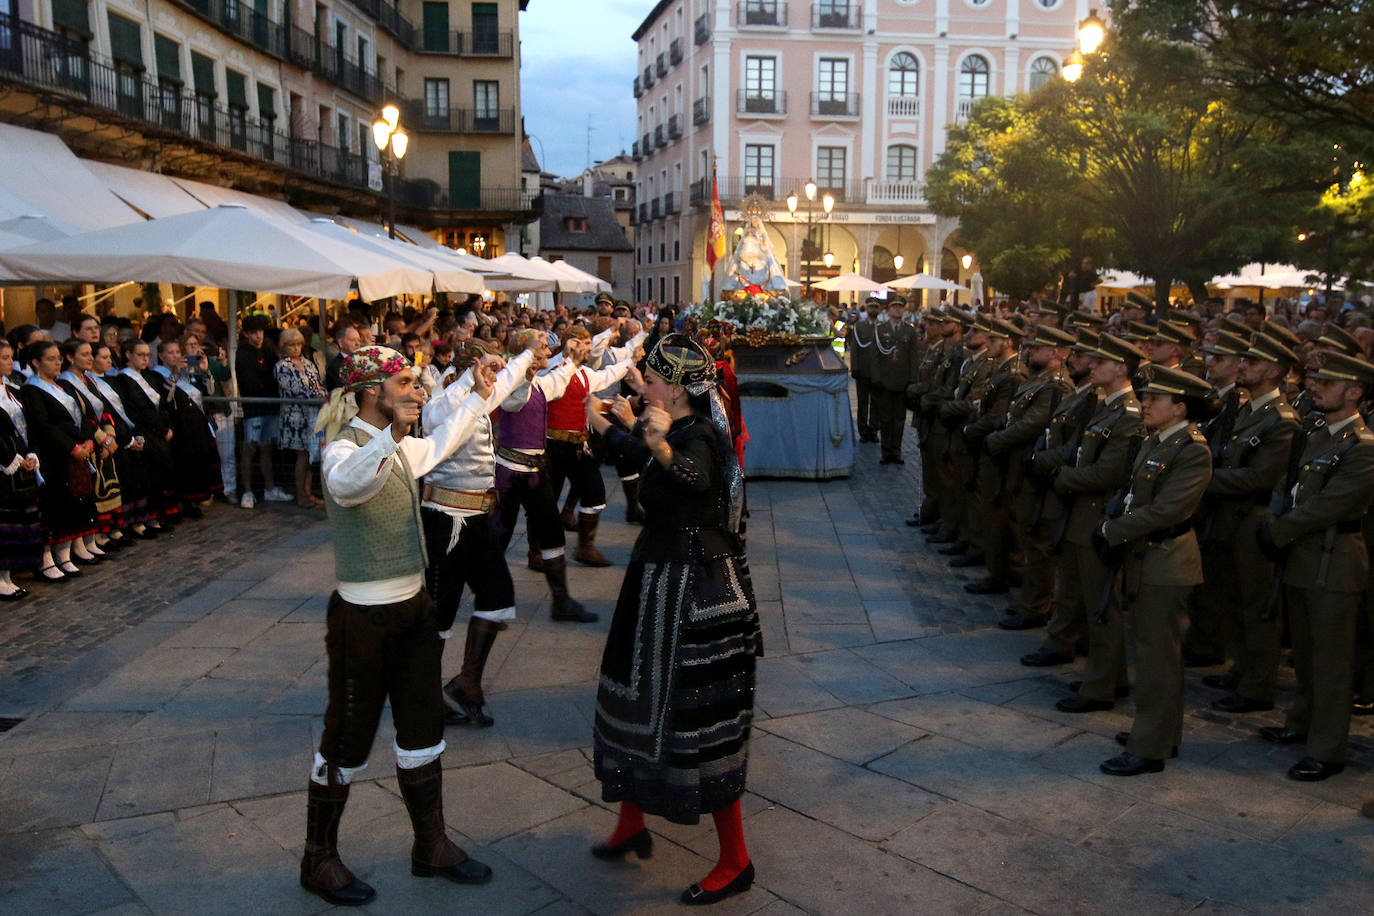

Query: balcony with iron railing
[
  {"left": 417, "top": 29, "right": 514, "bottom": 57},
  {"left": 631, "top": 140, "right": 641, "bottom": 161},
  {"left": 689, "top": 177, "right": 709, "bottom": 206},
  {"left": 737, "top": 1, "right": 787, "bottom": 27},
  {"left": 667, "top": 113, "right": 681, "bottom": 139},
  {"left": 735, "top": 89, "right": 787, "bottom": 116},
  {"left": 811, "top": 3, "right": 862, "bottom": 29},
  {"left": 664, "top": 191, "right": 680, "bottom": 215},
  {"left": 286, "top": 26, "right": 384, "bottom": 102},
  {"left": 696, "top": 175, "right": 876, "bottom": 205},
  {"left": 179, "top": 0, "right": 287, "bottom": 58},
  {"left": 393, "top": 182, "right": 541, "bottom": 214},
  {"left": 408, "top": 104, "right": 515, "bottom": 134},
  {"left": 669, "top": 38, "right": 683, "bottom": 66},
  {"left": 810, "top": 91, "right": 860, "bottom": 118},
  {"left": 655, "top": 53, "right": 667, "bottom": 78},
  {"left": 633, "top": 75, "right": 642, "bottom": 98},
  {"left": 695, "top": 13, "right": 710, "bottom": 44},
  {"left": 641, "top": 131, "right": 652, "bottom": 155},
  {"left": 643, "top": 64, "right": 654, "bottom": 88},
  {"left": 638, "top": 202, "right": 648, "bottom": 223},
  {"left": 887, "top": 95, "right": 921, "bottom": 118},
  {"left": 650, "top": 197, "right": 662, "bottom": 219},
  {"left": 654, "top": 124, "right": 666, "bottom": 148},
  {"left": 692, "top": 96, "right": 710, "bottom": 125}
]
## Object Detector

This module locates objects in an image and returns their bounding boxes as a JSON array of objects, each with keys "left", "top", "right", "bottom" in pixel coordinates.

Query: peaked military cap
[
  {"left": 1149, "top": 320, "right": 1197, "bottom": 345},
  {"left": 1121, "top": 320, "right": 1156, "bottom": 342},
  {"left": 1217, "top": 317, "right": 1254, "bottom": 338},
  {"left": 1071, "top": 329, "right": 1102, "bottom": 352},
  {"left": 1201, "top": 331, "right": 1252, "bottom": 357},
  {"left": 920, "top": 306, "right": 944, "bottom": 322},
  {"left": 984, "top": 316, "right": 1023, "bottom": 339},
  {"left": 1064, "top": 310, "right": 1106, "bottom": 329},
  {"left": 1316, "top": 324, "right": 1362, "bottom": 357},
  {"left": 887, "top": 294, "right": 907, "bottom": 308},
  {"left": 1244, "top": 333, "right": 1299, "bottom": 367},
  {"left": 1026, "top": 324, "right": 1077, "bottom": 348},
  {"left": 1135, "top": 364, "right": 1213, "bottom": 399},
  {"left": 1260, "top": 319, "right": 1300, "bottom": 350},
  {"left": 864, "top": 295, "right": 884, "bottom": 307},
  {"left": 943, "top": 307, "right": 975, "bottom": 326},
  {"left": 1038, "top": 299, "right": 1073, "bottom": 317},
  {"left": 1168, "top": 310, "right": 1204, "bottom": 329},
  {"left": 594, "top": 292, "right": 614, "bottom": 306},
  {"left": 1125, "top": 291, "right": 1154, "bottom": 311},
  {"left": 1089, "top": 334, "right": 1148, "bottom": 364},
  {"left": 1308, "top": 349, "right": 1374, "bottom": 384}
]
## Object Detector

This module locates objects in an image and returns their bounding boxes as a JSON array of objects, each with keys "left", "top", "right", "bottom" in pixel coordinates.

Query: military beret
[
  {"left": 1316, "top": 324, "right": 1362, "bottom": 357},
  {"left": 1125, "top": 291, "right": 1154, "bottom": 311},
  {"left": 1026, "top": 324, "right": 1077, "bottom": 348},
  {"left": 1135, "top": 364, "right": 1213, "bottom": 399},
  {"left": 1308, "top": 349, "right": 1374, "bottom": 384},
  {"left": 1201, "top": 331, "right": 1251, "bottom": 357},
  {"left": 984, "top": 316, "right": 1023, "bottom": 340},
  {"left": 1089, "top": 334, "right": 1148, "bottom": 364},
  {"left": 1244, "top": 333, "right": 1298, "bottom": 367},
  {"left": 1260, "top": 319, "right": 1300, "bottom": 350},
  {"left": 1149, "top": 320, "right": 1197, "bottom": 345},
  {"left": 1064, "top": 310, "right": 1107, "bottom": 329}
]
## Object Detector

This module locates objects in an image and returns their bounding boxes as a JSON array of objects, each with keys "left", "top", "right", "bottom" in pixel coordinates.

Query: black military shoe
[
  {"left": 1070, "top": 680, "right": 1130, "bottom": 699},
  {"left": 949, "top": 553, "right": 986, "bottom": 568},
  {"left": 1353, "top": 695, "right": 1374, "bottom": 716},
  {"left": 1114, "top": 732, "right": 1178, "bottom": 758},
  {"left": 1182, "top": 650, "right": 1225, "bottom": 668},
  {"left": 1100, "top": 752, "right": 1164, "bottom": 776},
  {"left": 997, "top": 613, "right": 1047, "bottom": 631},
  {"left": 1020, "top": 648, "right": 1073, "bottom": 667},
  {"left": 1259, "top": 726, "right": 1307, "bottom": 745},
  {"left": 935, "top": 541, "right": 969, "bottom": 555},
  {"left": 1056, "top": 695, "right": 1113, "bottom": 713},
  {"left": 1211, "top": 694, "right": 1274, "bottom": 714},
  {"left": 1287, "top": 757, "right": 1344, "bottom": 782}
]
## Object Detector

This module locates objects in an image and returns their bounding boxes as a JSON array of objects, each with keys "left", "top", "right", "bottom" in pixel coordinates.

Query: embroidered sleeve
[{"left": 666, "top": 434, "right": 714, "bottom": 493}]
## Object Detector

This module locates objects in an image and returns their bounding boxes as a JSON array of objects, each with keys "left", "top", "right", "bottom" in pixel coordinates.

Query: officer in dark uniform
[
  {"left": 1258, "top": 350, "right": 1374, "bottom": 781},
  {"left": 923, "top": 309, "right": 971, "bottom": 541},
  {"left": 1183, "top": 330, "right": 1250, "bottom": 667},
  {"left": 907, "top": 307, "right": 950, "bottom": 527},
  {"left": 871, "top": 296, "right": 918, "bottom": 464},
  {"left": 1098, "top": 364, "right": 1214, "bottom": 776},
  {"left": 935, "top": 312, "right": 995, "bottom": 555},
  {"left": 1046, "top": 335, "right": 1146, "bottom": 707},
  {"left": 845, "top": 297, "right": 883, "bottom": 442},
  {"left": 1143, "top": 320, "right": 1195, "bottom": 371},
  {"left": 1198, "top": 332, "right": 1299, "bottom": 713},
  {"left": 962, "top": 317, "right": 1029, "bottom": 591}
]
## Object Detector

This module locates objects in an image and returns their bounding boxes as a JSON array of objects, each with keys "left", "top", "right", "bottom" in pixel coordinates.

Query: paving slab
[
  {"left": 755, "top": 706, "right": 926, "bottom": 766},
  {"left": 0, "top": 826, "right": 135, "bottom": 914}
]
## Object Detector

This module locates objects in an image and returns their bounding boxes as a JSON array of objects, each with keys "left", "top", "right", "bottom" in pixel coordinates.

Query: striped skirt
[{"left": 593, "top": 555, "right": 763, "bottom": 825}]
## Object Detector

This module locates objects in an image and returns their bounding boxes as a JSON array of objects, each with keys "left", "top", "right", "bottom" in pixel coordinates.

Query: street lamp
[
  {"left": 1077, "top": 8, "right": 1106, "bottom": 56},
  {"left": 961, "top": 254, "right": 973, "bottom": 271},
  {"left": 472, "top": 234, "right": 487, "bottom": 257},
  {"left": 786, "top": 180, "right": 835, "bottom": 295},
  {"left": 372, "top": 104, "right": 409, "bottom": 239},
  {"left": 1062, "top": 10, "right": 1108, "bottom": 305}
]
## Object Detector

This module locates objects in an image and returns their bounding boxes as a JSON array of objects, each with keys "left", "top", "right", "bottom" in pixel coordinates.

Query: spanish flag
[{"left": 706, "top": 161, "right": 726, "bottom": 270}]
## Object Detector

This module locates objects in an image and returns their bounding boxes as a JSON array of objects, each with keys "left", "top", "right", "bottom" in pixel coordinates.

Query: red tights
[{"left": 605, "top": 800, "right": 750, "bottom": 893}]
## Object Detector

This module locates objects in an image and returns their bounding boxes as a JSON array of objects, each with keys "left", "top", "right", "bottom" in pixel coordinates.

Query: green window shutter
[
  {"left": 226, "top": 70, "right": 247, "bottom": 109},
  {"left": 107, "top": 13, "right": 144, "bottom": 69},
  {"left": 257, "top": 83, "right": 276, "bottom": 118},
  {"left": 191, "top": 53, "right": 216, "bottom": 97},
  {"left": 51, "top": 0, "right": 92, "bottom": 38},
  {"left": 448, "top": 150, "right": 480, "bottom": 208},
  {"left": 154, "top": 35, "right": 182, "bottom": 84},
  {"left": 422, "top": 2, "right": 450, "bottom": 52}
]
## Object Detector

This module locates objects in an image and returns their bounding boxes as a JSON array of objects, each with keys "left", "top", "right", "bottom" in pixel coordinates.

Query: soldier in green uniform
[
  {"left": 1143, "top": 321, "right": 1195, "bottom": 371},
  {"left": 922, "top": 309, "right": 971, "bottom": 542},
  {"left": 844, "top": 298, "right": 883, "bottom": 442},
  {"left": 934, "top": 313, "right": 995, "bottom": 556},
  {"left": 907, "top": 307, "right": 950, "bottom": 527},
  {"left": 1045, "top": 335, "right": 1146, "bottom": 706},
  {"left": 962, "top": 318, "right": 1029, "bottom": 591},
  {"left": 1257, "top": 350, "right": 1374, "bottom": 781},
  {"left": 1183, "top": 330, "right": 1250, "bottom": 668},
  {"left": 871, "top": 297, "right": 918, "bottom": 464},
  {"left": 1096, "top": 365, "right": 1214, "bottom": 776},
  {"left": 1198, "top": 333, "right": 1299, "bottom": 713},
  {"left": 1010, "top": 328, "right": 1101, "bottom": 637}
]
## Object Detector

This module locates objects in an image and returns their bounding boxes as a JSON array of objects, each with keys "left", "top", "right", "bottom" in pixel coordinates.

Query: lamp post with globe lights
[
  {"left": 371, "top": 104, "right": 409, "bottom": 239},
  {"left": 1062, "top": 9, "right": 1107, "bottom": 307},
  {"left": 786, "top": 180, "right": 834, "bottom": 297}
]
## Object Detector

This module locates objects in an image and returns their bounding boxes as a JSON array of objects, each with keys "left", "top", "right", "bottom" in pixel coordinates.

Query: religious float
[{"left": 687, "top": 196, "right": 855, "bottom": 479}]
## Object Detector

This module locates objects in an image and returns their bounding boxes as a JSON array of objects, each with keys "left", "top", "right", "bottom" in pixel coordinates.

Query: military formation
[{"left": 848, "top": 293, "right": 1374, "bottom": 783}]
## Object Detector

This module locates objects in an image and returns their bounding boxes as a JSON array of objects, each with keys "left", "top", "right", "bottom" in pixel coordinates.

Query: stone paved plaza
[{"left": 2, "top": 424, "right": 1374, "bottom": 915}]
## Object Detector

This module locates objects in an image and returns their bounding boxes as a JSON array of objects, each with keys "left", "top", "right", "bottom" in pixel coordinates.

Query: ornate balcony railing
[
  {"left": 692, "top": 96, "right": 710, "bottom": 125},
  {"left": 667, "top": 113, "right": 681, "bottom": 139},
  {"left": 811, "top": 3, "right": 861, "bottom": 29},
  {"left": 409, "top": 104, "right": 515, "bottom": 134},
  {"left": 695, "top": 13, "right": 710, "bottom": 45},
  {"left": 737, "top": 1, "right": 786, "bottom": 27},
  {"left": 669, "top": 38, "right": 683, "bottom": 66},
  {"left": 866, "top": 179, "right": 925, "bottom": 204},
  {"left": 810, "top": 91, "right": 860, "bottom": 117},
  {"left": 735, "top": 89, "right": 787, "bottom": 115},
  {"left": 955, "top": 97, "right": 975, "bottom": 124},
  {"left": 418, "top": 29, "right": 514, "bottom": 57},
  {"left": 887, "top": 95, "right": 921, "bottom": 118}
]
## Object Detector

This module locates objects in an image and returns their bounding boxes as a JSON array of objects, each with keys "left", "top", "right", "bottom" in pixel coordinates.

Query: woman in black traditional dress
[
  {"left": 0, "top": 340, "right": 44, "bottom": 599},
  {"left": 86, "top": 342, "right": 148, "bottom": 545},
  {"left": 156, "top": 337, "right": 221, "bottom": 516},
  {"left": 114, "top": 339, "right": 174, "bottom": 534},
  {"left": 584, "top": 333, "right": 762, "bottom": 906},
  {"left": 59, "top": 339, "right": 121, "bottom": 563},
  {"left": 19, "top": 340, "right": 98, "bottom": 580}
]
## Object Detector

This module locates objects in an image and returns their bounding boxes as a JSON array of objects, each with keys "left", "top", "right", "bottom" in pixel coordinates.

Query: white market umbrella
[
  {"left": 0, "top": 203, "right": 433, "bottom": 300},
  {"left": 482, "top": 252, "right": 559, "bottom": 292},
  {"left": 815, "top": 271, "right": 885, "bottom": 292},
  {"left": 886, "top": 272, "right": 969, "bottom": 292},
  {"left": 537, "top": 257, "right": 610, "bottom": 293},
  {"left": 1096, "top": 270, "right": 1152, "bottom": 292},
  {"left": 303, "top": 218, "right": 485, "bottom": 294}
]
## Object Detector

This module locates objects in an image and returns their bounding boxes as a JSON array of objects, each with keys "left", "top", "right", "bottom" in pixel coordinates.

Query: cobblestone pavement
[{"left": 2, "top": 394, "right": 1373, "bottom": 915}]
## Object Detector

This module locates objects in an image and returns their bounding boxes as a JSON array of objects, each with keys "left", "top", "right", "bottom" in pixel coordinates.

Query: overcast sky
[{"left": 521, "top": 1, "right": 643, "bottom": 178}]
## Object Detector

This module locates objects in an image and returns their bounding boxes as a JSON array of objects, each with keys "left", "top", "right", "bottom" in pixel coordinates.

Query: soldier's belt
[
  {"left": 547, "top": 429, "right": 589, "bottom": 445},
  {"left": 1146, "top": 522, "right": 1193, "bottom": 543},
  {"left": 422, "top": 485, "right": 496, "bottom": 513}
]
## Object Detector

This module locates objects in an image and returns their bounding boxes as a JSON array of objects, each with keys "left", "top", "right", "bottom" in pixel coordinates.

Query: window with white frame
[
  {"left": 816, "top": 147, "right": 846, "bottom": 193},
  {"left": 959, "top": 55, "right": 990, "bottom": 98},
  {"left": 744, "top": 144, "right": 775, "bottom": 196},
  {"left": 1028, "top": 56, "right": 1058, "bottom": 91},
  {"left": 745, "top": 55, "right": 775, "bottom": 99},
  {"left": 817, "top": 57, "right": 848, "bottom": 100},
  {"left": 886, "top": 145, "right": 919, "bottom": 183}
]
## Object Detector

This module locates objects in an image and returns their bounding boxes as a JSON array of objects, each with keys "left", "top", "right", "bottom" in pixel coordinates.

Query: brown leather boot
[
  {"left": 396, "top": 759, "right": 493, "bottom": 884},
  {"left": 442, "top": 617, "right": 500, "bottom": 727},
  {"left": 543, "top": 555, "right": 598, "bottom": 622},
  {"left": 560, "top": 491, "right": 578, "bottom": 531},
  {"left": 574, "top": 512, "right": 611, "bottom": 567},
  {"left": 622, "top": 478, "right": 645, "bottom": 524},
  {"left": 300, "top": 781, "right": 376, "bottom": 906}
]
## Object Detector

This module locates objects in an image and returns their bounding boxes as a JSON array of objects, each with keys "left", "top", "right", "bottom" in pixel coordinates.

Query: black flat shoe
[
  {"left": 964, "top": 579, "right": 1009, "bottom": 595},
  {"left": 1114, "top": 732, "right": 1178, "bottom": 758},
  {"left": 1201, "top": 672, "right": 1240, "bottom": 691},
  {"left": 1259, "top": 726, "right": 1307, "bottom": 745},
  {"left": 997, "top": 613, "right": 1047, "bottom": 631},
  {"left": 1211, "top": 694, "right": 1274, "bottom": 714},
  {"left": 37, "top": 565, "right": 67, "bottom": 583},
  {"left": 682, "top": 862, "right": 754, "bottom": 906},
  {"left": 591, "top": 828, "right": 653, "bottom": 860},
  {"left": 1020, "top": 648, "right": 1073, "bottom": 667},
  {"left": 1070, "top": 680, "right": 1130, "bottom": 699},
  {"left": 1100, "top": 752, "right": 1164, "bottom": 776},
  {"left": 1287, "top": 757, "right": 1344, "bottom": 782},
  {"left": 0, "top": 587, "right": 28, "bottom": 601},
  {"left": 1056, "top": 695, "right": 1113, "bottom": 713},
  {"left": 1353, "top": 695, "right": 1374, "bottom": 716},
  {"left": 949, "top": 553, "right": 986, "bottom": 568}
]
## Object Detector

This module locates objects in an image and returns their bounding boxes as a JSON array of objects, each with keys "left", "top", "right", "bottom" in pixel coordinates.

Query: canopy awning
[
  {"left": 885, "top": 273, "right": 969, "bottom": 292},
  {"left": 0, "top": 123, "right": 142, "bottom": 232},
  {"left": 171, "top": 176, "right": 307, "bottom": 224},
  {"left": 815, "top": 272, "right": 885, "bottom": 292},
  {"left": 302, "top": 217, "right": 484, "bottom": 295},
  {"left": 482, "top": 252, "right": 558, "bottom": 292},
  {"left": 85, "top": 161, "right": 206, "bottom": 219}
]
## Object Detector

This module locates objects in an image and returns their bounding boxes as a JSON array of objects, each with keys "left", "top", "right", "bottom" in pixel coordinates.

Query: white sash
[
  {"left": 60, "top": 370, "right": 104, "bottom": 417},
  {"left": 86, "top": 372, "right": 135, "bottom": 429},
  {"left": 0, "top": 384, "right": 27, "bottom": 445},
  {"left": 119, "top": 367, "right": 162, "bottom": 408},
  {"left": 174, "top": 376, "right": 205, "bottom": 410},
  {"left": 24, "top": 375, "right": 81, "bottom": 424}
]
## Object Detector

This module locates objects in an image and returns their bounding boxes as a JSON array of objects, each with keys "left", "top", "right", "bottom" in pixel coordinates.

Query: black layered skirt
[
  {"left": 593, "top": 554, "right": 762, "bottom": 824},
  {"left": 0, "top": 474, "right": 44, "bottom": 571}
]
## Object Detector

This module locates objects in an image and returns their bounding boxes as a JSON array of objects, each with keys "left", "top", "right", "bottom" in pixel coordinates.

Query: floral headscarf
[{"left": 316, "top": 345, "right": 411, "bottom": 441}]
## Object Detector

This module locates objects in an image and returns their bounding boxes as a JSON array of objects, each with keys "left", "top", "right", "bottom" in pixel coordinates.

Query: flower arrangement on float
[{"left": 688, "top": 292, "right": 830, "bottom": 347}]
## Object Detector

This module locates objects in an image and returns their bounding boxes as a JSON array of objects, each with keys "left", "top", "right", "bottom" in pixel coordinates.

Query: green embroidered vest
[{"left": 323, "top": 426, "right": 426, "bottom": 582}]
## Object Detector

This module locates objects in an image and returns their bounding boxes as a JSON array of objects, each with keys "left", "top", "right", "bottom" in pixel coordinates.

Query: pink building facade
[{"left": 631, "top": 0, "right": 1087, "bottom": 305}]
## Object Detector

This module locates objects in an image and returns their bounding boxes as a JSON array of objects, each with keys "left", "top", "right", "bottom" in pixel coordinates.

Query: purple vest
[{"left": 498, "top": 385, "right": 547, "bottom": 450}]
